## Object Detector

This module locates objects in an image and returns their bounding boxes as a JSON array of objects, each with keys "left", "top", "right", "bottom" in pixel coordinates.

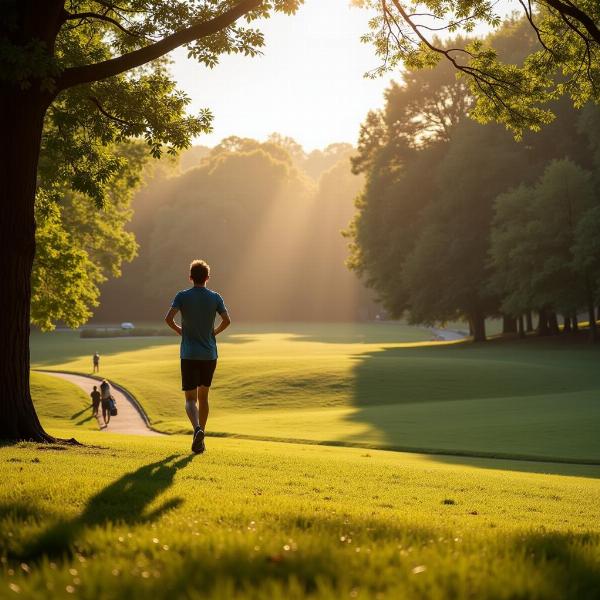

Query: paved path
[
  {"left": 39, "top": 371, "right": 163, "bottom": 436},
  {"left": 429, "top": 327, "right": 468, "bottom": 341}
]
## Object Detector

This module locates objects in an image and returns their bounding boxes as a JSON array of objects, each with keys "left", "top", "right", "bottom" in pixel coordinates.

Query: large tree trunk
[
  {"left": 469, "top": 311, "right": 486, "bottom": 342},
  {"left": 518, "top": 315, "right": 526, "bottom": 338},
  {"left": 0, "top": 88, "right": 55, "bottom": 442},
  {"left": 537, "top": 308, "right": 551, "bottom": 336},
  {"left": 547, "top": 311, "right": 560, "bottom": 335},
  {"left": 588, "top": 298, "right": 598, "bottom": 343},
  {"left": 525, "top": 311, "right": 534, "bottom": 332},
  {"left": 563, "top": 315, "right": 572, "bottom": 334},
  {"left": 502, "top": 315, "right": 517, "bottom": 335}
]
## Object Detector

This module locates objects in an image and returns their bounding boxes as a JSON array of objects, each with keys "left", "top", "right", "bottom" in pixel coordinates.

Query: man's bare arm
[
  {"left": 213, "top": 311, "right": 231, "bottom": 337},
  {"left": 164, "top": 307, "right": 182, "bottom": 336}
]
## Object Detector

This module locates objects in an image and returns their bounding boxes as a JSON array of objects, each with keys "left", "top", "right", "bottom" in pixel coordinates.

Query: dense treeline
[
  {"left": 95, "top": 136, "right": 376, "bottom": 322},
  {"left": 348, "top": 20, "right": 600, "bottom": 341}
]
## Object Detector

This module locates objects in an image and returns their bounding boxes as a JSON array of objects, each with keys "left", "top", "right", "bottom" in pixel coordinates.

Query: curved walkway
[
  {"left": 429, "top": 327, "right": 468, "bottom": 341},
  {"left": 38, "top": 371, "right": 163, "bottom": 436}
]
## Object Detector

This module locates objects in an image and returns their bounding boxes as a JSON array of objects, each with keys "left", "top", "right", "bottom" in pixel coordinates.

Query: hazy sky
[{"left": 169, "top": 0, "right": 392, "bottom": 151}]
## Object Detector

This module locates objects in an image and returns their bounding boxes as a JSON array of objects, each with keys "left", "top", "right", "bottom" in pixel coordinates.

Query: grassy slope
[
  {"left": 30, "top": 372, "right": 96, "bottom": 431},
  {"left": 1, "top": 430, "right": 599, "bottom": 599},
  {"left": 31, "top": 324, "right": 600, "bottom": 463}
]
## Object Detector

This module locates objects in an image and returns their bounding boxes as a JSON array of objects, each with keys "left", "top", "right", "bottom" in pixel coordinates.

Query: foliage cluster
[{"left": 359, "top": 0, "right": 600, "bottom": 138}]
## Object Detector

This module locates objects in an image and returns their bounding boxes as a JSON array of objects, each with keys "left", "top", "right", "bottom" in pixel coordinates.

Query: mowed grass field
[
  {"left": 31, "top": 323, "right": 600, "bottom": 464},
  {"left": 10, "top": 325, "right": 600, "bottom": 598},
  {"left": 1, "top": 430, "right": 600, "bottom": 599}
]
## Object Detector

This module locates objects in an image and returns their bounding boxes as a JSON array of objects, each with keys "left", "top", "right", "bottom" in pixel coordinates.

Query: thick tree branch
[
  {"left": 542, "top": 0, "right": 600, "bottom": 45},
  {"left": 57, "top": 0, "right": 262, "bottom": 91}
]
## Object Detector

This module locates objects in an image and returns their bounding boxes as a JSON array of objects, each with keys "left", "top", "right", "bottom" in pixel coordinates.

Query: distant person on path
[
  {"left": 165, "top": 259, "right": 230, "bottom": 454},
  {"left": 93, "top": 352, "right": 100, "bottom": 373},
  {"left": 90, "top": 385, "right": 101, "bottom": 417},
  {"left": 100, "top": 379, "right": 112, "bottom": 426}
]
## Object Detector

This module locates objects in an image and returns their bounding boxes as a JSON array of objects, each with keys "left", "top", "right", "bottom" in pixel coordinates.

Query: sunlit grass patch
[
  {"left": 31, "top": 324, "right": 600, "bottom": 462},
  {"left": 1, "top": 433, "right": 599, "bottom": 598}
]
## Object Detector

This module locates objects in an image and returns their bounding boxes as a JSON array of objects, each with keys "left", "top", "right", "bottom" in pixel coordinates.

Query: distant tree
[
  {"left": 490, "top": 159, "right": 599, "bottom": 339},
  {"left": 573, "top": 205, "right": 600, "bottom": 336},
  {"left": 0, "top": 0, "right": 300, "bottom": 442},
  {"left": 96, "top": 136, "right": 373, "bottom": 322},
  {"left": 401, "top": 121, "right": 527, "bottom": 341},
  {"left": 347, "top": 55, "right": 475, "bottom": 326}
]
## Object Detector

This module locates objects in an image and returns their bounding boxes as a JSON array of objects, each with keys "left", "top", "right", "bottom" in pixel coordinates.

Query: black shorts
[{"left": 181, "top": 359, "right": 217, "bottom": 390}]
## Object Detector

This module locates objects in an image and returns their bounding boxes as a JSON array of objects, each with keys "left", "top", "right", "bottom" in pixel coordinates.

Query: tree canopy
[
  {"left": 348, "top": 21, "right": 600, "bottom": 341},
  {"left": 359, "top": 0, "right": 600, "bottom": 137}
]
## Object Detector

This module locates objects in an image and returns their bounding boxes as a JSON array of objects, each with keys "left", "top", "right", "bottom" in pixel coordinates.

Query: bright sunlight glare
[{"left": 169, "top": 0, "right": 392, "bottom": 150}]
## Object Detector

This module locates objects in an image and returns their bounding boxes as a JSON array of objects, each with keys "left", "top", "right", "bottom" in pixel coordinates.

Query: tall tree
[
  {"left": 490, "top": 159, "right": 599, "bottom": 339},
  {"left": 401, "top": 120, "right": 527, "bottom": 340},
  {"left": 0, "top": 0, "right": 300, "bottom": 442}
]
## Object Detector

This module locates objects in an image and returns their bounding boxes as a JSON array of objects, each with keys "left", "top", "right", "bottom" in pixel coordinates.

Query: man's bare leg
[
  {"left": 198, "top": 386, "right": 210, "bottom": 431},
  {"left": 185, "top": 389, "right": 200, "bottom": 430}
]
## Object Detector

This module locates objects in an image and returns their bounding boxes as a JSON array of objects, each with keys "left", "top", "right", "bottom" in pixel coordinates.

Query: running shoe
[{"left": 192, "top": 427, "right": 205, "bottom": 454}]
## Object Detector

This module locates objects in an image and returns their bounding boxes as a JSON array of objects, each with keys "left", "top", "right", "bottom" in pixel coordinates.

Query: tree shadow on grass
[
  {"left": 344, "top": 342, "right": 600, "bottom": 477},
  {"left": 20, "top": 453, "right": 193, "bottom": 562}
]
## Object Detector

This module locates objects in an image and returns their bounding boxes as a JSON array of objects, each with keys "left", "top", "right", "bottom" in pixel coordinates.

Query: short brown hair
[{"left": 190, "top": 259, "right": 210, "bottom": 284}]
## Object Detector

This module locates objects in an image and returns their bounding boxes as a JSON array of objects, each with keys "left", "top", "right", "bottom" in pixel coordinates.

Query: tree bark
[
  {"left": 548, "top": 311, "right": 560, "bottom": 335},
  {"left": 563, "top": 315, "right": 572, "bottom": 333},
  {"left": 469, "top": 311, "right": 486, "bottom": 342},
  {"left": 518, "top": 315, "right": 526, "bottom": 338},
  {"left": 502, "top": 315, "right": 518, "bottom": 335},
  {"left": 0, "top": 88, "right": 56, "bottom": 442},
  {"left": 588, "top": 298, "right": 598, "bottom": 343},
  {"left": 573, "top": 313, "right": 579, "bottom": 331},
  {"left": 537, "top": 308, "right": 551, "bottom": 336},
  {"left": 525, "top": 311, "right": 534, "bottom": 332}
]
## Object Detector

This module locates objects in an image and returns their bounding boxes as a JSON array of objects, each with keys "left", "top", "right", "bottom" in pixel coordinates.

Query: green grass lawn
[
  {"left": 30, "top": 372, "right": 96, "bottom": 431},
  {"left": 31, "top": 323, "right": 600, "bottom": 464},
  {"left": 1, "top": 430, "right": 599, "bottom": 599}
]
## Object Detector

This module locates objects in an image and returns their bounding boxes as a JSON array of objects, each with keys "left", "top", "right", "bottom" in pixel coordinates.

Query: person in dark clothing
[
  {"left": 100, "top": 379, "right": 111, "bottom": 426},
  {"left": 90, "top": 385, "right": 101, "bottom": 417},
  {"left": 93, "top": 352, "right": 100, "bottom": 373},
  {"left": 165, "top": 259, "right": 230, "bottom": 454}
]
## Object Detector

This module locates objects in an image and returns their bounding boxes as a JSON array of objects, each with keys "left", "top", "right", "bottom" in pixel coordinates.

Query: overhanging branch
[
  {"left": 57, "top": 0, "right": 262, "bottom": 91},
  {"left": 542, "top": 0, "right": 600, "bottom": 45}
]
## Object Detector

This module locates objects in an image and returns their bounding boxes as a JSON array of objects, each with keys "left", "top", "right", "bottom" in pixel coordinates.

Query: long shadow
[
  {"left": 75, "top": 414, "right": 94, "bottom": 426},
  {"left": 21, "top": 454, "right": 193, "bottom": 561},
  {"left": 345, "top": 338, "right": 600, "bottom": 477},
  {"left": 70, "top": 407, "right": 90, "bottom": 419}
]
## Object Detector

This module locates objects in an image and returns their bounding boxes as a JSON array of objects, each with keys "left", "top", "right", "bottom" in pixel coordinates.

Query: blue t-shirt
[{"left": 171, "top": 287, "right": 227, "bottom": 360}]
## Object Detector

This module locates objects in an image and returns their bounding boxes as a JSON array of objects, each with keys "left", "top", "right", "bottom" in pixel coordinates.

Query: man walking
[
  {"left": 165, "top": 259, "right": 230, "bottom": 454},
  {"left": 93, "top": 352, "right": 100, "bottom": 373}
]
